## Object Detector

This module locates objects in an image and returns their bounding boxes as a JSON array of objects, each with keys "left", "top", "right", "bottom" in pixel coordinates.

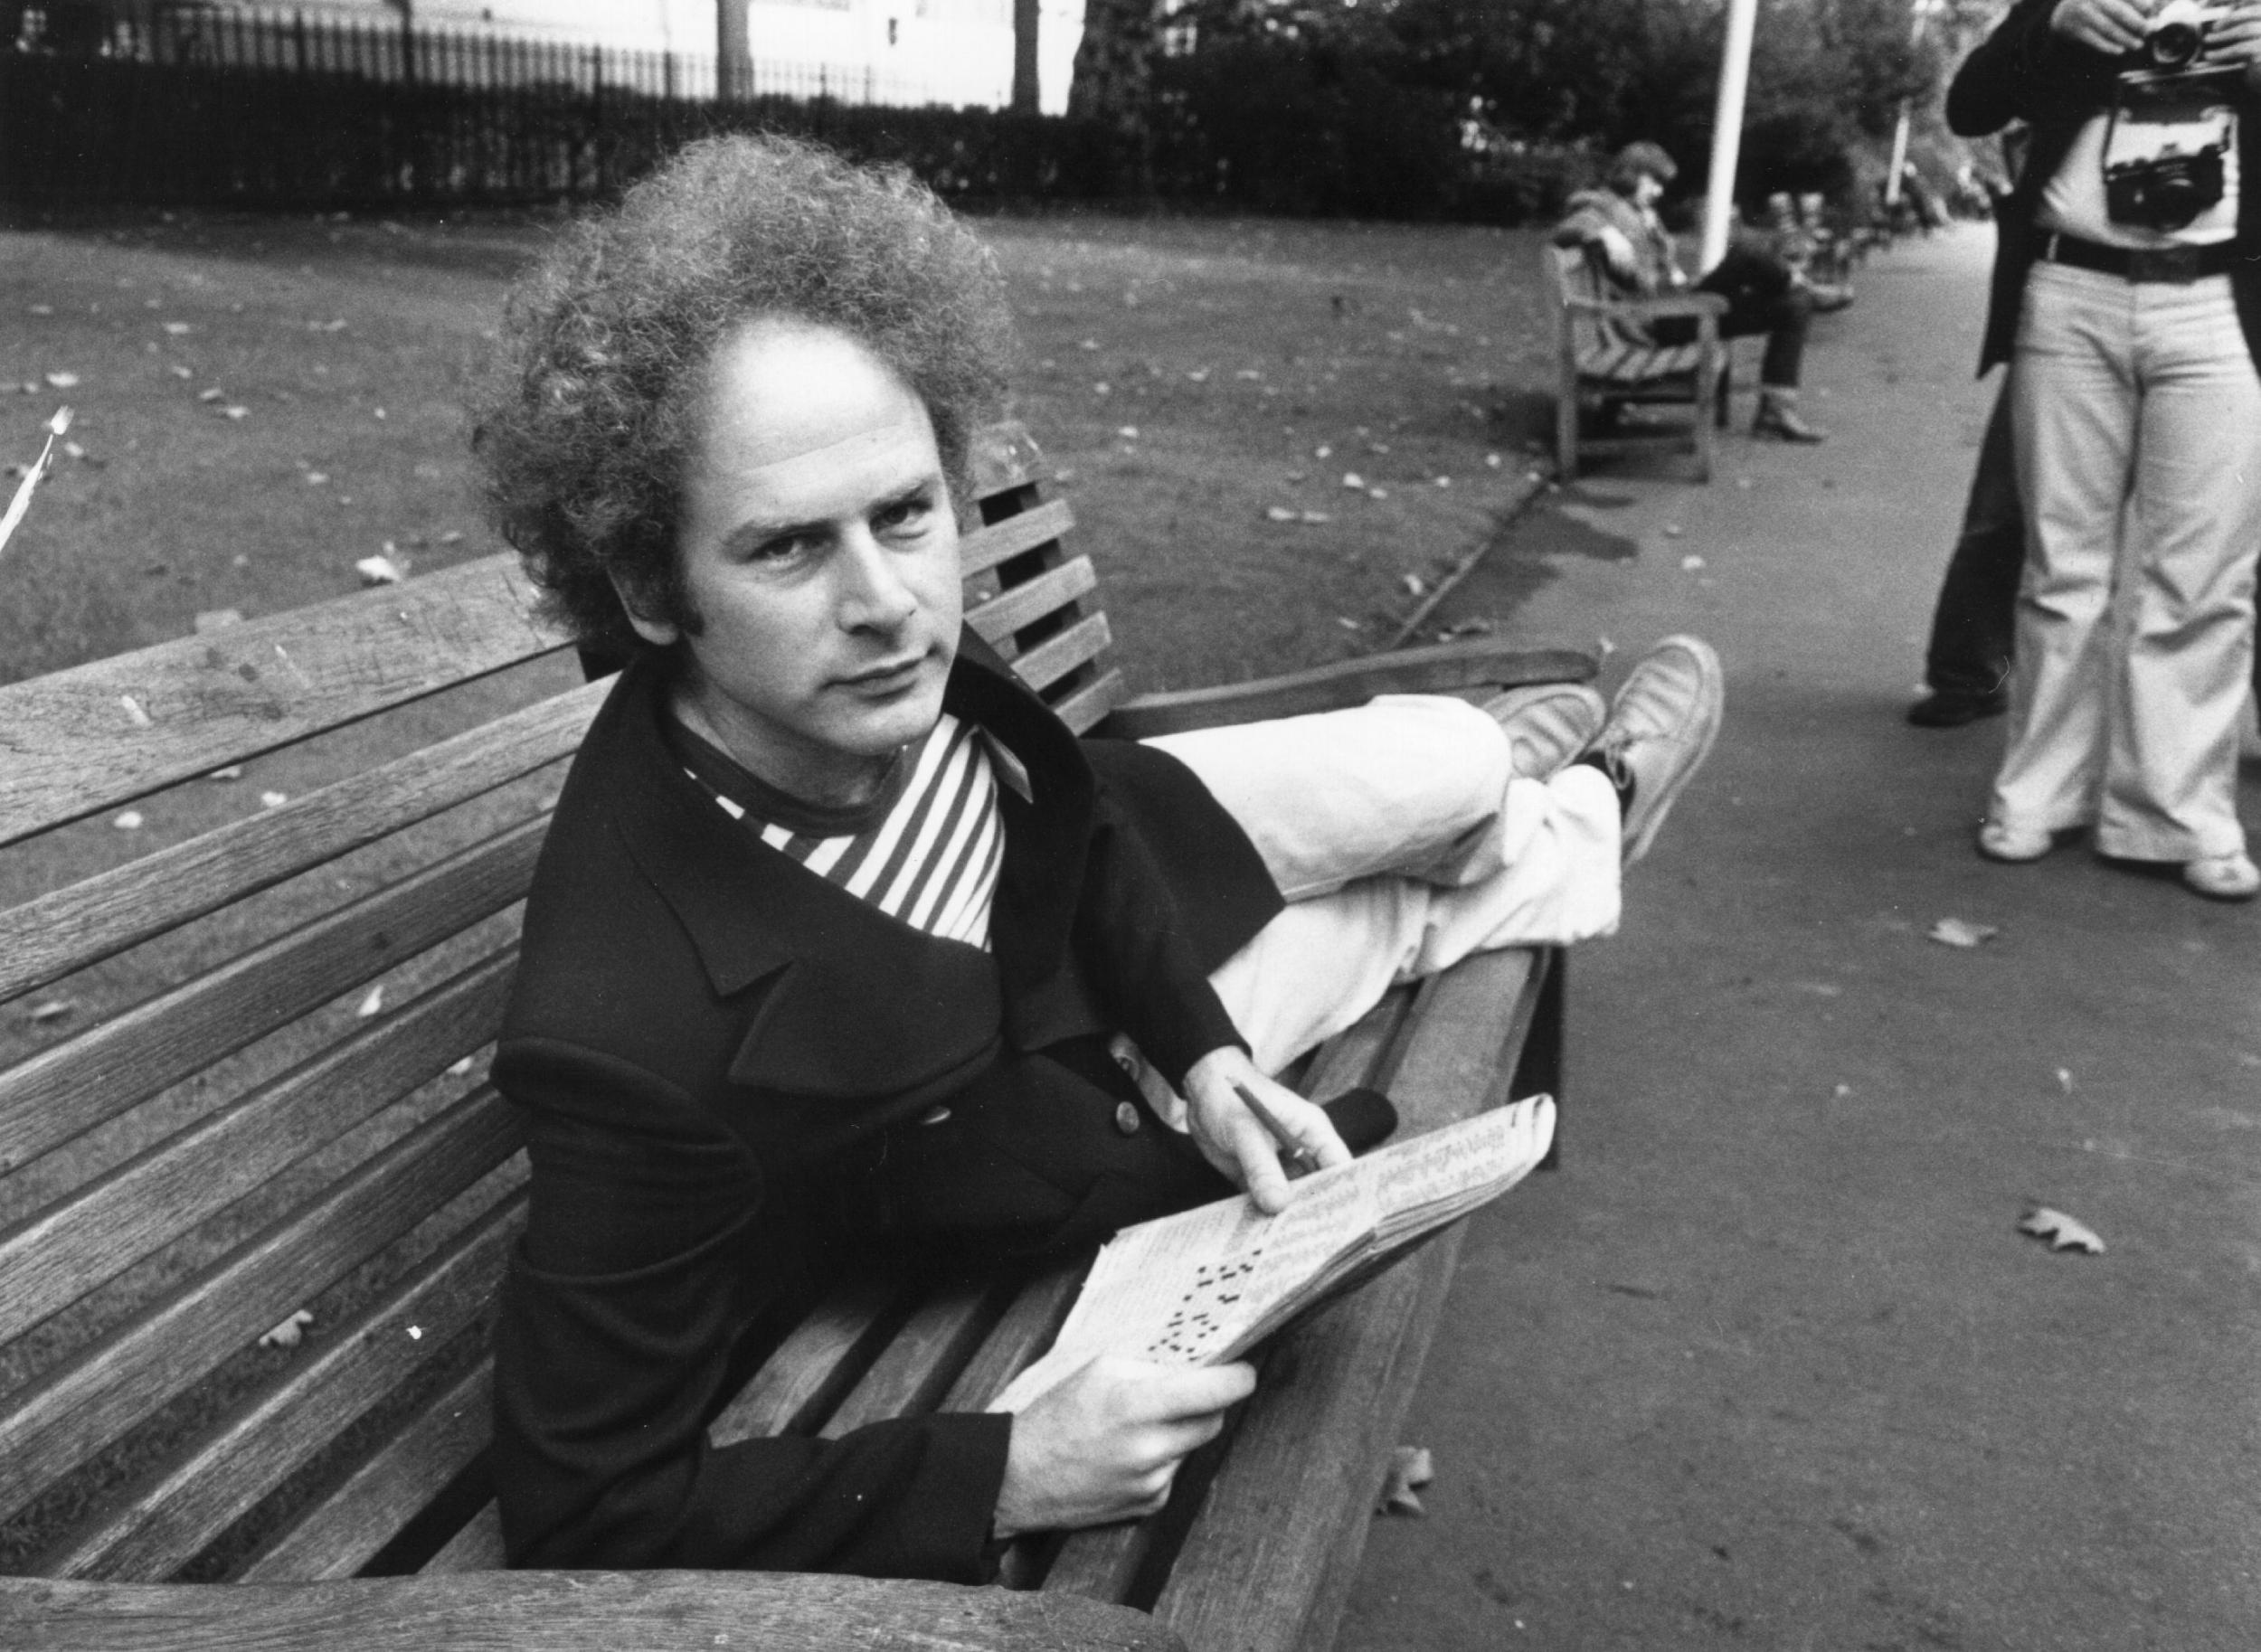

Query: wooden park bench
[
  {"left": 0, "top": 422, "right": 1595, "bottom": 1651},
  {"left": 1546, "top": 242, "right": 1728, "bottom": 484}
]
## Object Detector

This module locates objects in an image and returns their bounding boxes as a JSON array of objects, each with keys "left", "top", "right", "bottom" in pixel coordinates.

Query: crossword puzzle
[{"left": 1144, "top": 1250, "right": 1265, "bottom": 1360}]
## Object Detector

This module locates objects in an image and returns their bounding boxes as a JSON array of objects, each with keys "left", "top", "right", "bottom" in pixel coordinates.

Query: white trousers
[
  {"left": 1993, "top": 262, "right": 2261, "bottom": 861},
  {"left": 1117, "top": 694, "right": 1621, "bottom": 1111}
]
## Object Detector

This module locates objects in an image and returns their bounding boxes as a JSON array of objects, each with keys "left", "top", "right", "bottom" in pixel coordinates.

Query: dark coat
[
  {"left": 1947, "top": 0, "right": 2261, "bottom": 377},
  {"left": 488, "top": 633, "right": 1283, "bottom": 1582}
]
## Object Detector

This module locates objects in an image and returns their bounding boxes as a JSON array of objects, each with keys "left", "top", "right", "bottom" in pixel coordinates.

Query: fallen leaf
[
  {"left": 356, "top": 553, "right": 404, "bottom": 586},
  {"left": 1401, "top": 573, "right": 1425, "bottom": 596},
  {"left": 1336, "top": 616, "right": 1363, "bottom": 631},
  {"left": 260, "top": 790, "right": 289, "bottom": 808},
  {"left": 2020, "top": 1206, "right": 2105, "bottom": 1254},
  {"left": 439, "top": 529, "right": 463, "bottom": 544},
  {"left": 1486, "top": 452, "right": 1503, "bottom": 468},
  {"left": 207, "top": 765, "right": 242, "bottom": 781},
  {"left": 168, "top": 364, "right": 193, "bottom": 379},
  {"left": 1368, "top": 486, "right": 1389, "bottom": 500},
  {"left": 1438, "top": 618, "right": 1494, "bottom": 638},
  {"left": 1376, "top": 1444, "right": 1433, "bottom": 1515},
  {"left": 259, "top": 1308, "right": 315, "bottom": 1349},
  {"left": 1315, "top": 444, "right": 1332, "bottom": 458},
  {"left": 1298, "top": 510, "right": 1331, "bottom": 524},
  {"left": 197, "top": 387, "right": 224, "bottom": 402},
  {"left": 162, "top": 321, "right": 191, "bottom": 335},
  {"left": 356, "top": 984, "right": 385, "bottom": 1018},
  {"left": 1116, "top": 426, "right": 1140, "bottom": 440},
  {"left": 113, "top": 809, "right": 144, "bottom": 830},
  {"left": 1663, "top": 524, "right": 1684, "bottom": 537},
  {"left": 28, "top": 999, "right": 75, "bottom": 1024},
  {"left": 1927, "top": 917, "right": 2000, "bottom": 949},
  {"left": 118, "top": 694, "right": 151, "bottom": 728},
  {"left": 372, "top": 408, "right": 386, "bottom": 420},
  {"left": 28, "top": 304, "right": 52, "bottom": 316},
  {"left": 220, "top": 405, "right": 248, "bottom": 420},
  {"left": 1186, "top": 368, "right": 1209, "bottom": 382},
  {"left": 1093, "top": 382, "right": 1110, "bottom": 396},
  {"left": 1679, "top": 554, "right": 1706, "bottom": 571},
  {"left": 1264, "top": 505, "right": 1297, "bottom": 522},
  {"left": 304, "top": 471, "right": 328, "bottom": 486},
  {"left": 1341, "top": 472, "right": 1365, "bottom": 489},
  {"left": 2056, "top": 1068, "right": 2075, "bottom": 1093},
  {"left": 448, "top": 1056, "right": 476, "bottom": 1077},
  {"left": 43, "top": 372, "right": 79, "bottom": 389},
  {"left": 1236, "top": 368, "right": 1262, "bottom": 381},
  {"left": 1433, "top": 476, "right": 1452, "bottom": 487}
]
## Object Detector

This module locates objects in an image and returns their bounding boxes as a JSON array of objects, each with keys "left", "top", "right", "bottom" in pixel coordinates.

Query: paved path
[{"left": 1339, "top": 224, "right": 2261, "bottom": 1651}]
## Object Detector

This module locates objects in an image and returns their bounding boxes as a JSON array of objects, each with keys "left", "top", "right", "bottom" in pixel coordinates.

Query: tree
[{"left": 1067, "top": 0, "right": 1161, "bottom": 142}]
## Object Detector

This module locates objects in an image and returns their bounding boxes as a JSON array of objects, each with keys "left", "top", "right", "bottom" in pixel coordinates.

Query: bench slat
[
  {"left": 936, "top": 1259, "right": 1084, "bottom": 1413},
  {"left": 707, "top": 1277, "right": 908, "bottom": 1448},
  {"left": 0, "top": 950, "right": 514, "bottom": 1352},
  {"left": 0, "top": 1090, "right": 525, "bottom": 1532},
  {"left": 418, "top": 1502, "right": 504, "bottom": 1573},
  {"left": 817, "top": 1275, "right": 1014, "bottom": 1440},
  {"left": 0, "top": 556, "right": 567, "bottom": 846},
  {"left": 0, "top": 681, "right": 598, "bottom": 1005},
  {"left": 239, "top": 1362, "right": 494, "bottom": 1583},
  {"left": 1012, "top": 613, "right": 1112, "bottom": 695},
  {"left": 43, "top": 1194, "right": 521, "bottom": 1582},
  {"left": 0, "top": 1570, "right": 1190, "bottom": 1652},
  {"left": 959, "top": 497, "right": 1074, "bottom": 581},
  {"left": 0, "top": 817, "right": 544, "bottom": 1175},
  {"left": 1048, "top": 669, "right": 1130, "bottom": 736},
  {"left": 963, "top": 555, "right": 1098, "bottom": 649}
]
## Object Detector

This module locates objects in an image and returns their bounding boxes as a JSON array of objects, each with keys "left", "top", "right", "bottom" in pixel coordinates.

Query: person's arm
[
  {"left": 1069, "top": 788, "right": 1351, "bottom": 1214},
  {"left": 490, "top": 1041, "right": 1009, "bottom": 1580},
  {"left": 1947, "top": 0, "right": 2127, "bottom": 137}
]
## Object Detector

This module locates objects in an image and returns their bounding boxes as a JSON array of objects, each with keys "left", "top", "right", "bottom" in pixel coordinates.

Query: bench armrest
[
  {"left": 0, "top": 1571, "right": 1187, "bottom": 1652},
  {"left": 1093, "top": 640, "right": 1600, "bottom": 741}
]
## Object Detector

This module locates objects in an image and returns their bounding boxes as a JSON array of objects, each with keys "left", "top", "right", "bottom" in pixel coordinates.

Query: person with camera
[{"left": 1949, "top": 0, "right": 2261, "bottom": 899}]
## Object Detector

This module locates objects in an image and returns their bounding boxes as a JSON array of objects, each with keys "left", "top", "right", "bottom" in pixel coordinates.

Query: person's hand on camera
[
  {"left": 1182, "top": 1046, "right": 1351, "bottom": 1215},
  {"left": 991, "top": 1357, "right": 1256, "bottom": 1536},
  {"left": 2050, "top": 0, "right": 2150, "bottom": 55},
  {"left": 2203, "top": 2, "right": 2261, "bottom": 71}
]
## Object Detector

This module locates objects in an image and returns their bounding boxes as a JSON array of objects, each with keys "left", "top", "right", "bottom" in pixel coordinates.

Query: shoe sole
[
  {"left": 1975, "top": 830, "right": 2051, "bottom": 864},
  {"left": 2184, "top": 862, "right": 2260, "bottom": 901},
  {"left": 1621, "top": 636, "right": 1725, "bottom": 868}
]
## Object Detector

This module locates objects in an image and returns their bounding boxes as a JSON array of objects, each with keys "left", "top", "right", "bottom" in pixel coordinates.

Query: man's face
[{"left": 628, "top": 318, "right": 962, "bottom": 807}]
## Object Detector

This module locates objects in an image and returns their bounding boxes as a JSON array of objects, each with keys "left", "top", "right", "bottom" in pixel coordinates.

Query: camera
[
  {"left": 2142, "top": 0, "right": 2227, "bottom": 71},
  {"left": 2105, "top": 143, "right": 2227, "bottom": 228}
]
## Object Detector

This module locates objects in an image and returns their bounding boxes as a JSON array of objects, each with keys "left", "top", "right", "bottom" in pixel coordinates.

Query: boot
[{"left": 1754, "top": 388, "right": 1826, "bottom": 443}]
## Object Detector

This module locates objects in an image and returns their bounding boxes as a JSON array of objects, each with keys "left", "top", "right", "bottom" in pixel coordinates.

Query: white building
[{"left": 255, "top": 0, "right": 1083, "bottom": 111}]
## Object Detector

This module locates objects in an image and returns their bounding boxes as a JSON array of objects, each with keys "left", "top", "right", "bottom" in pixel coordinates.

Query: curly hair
[{"left": 469, "top": 134, "right": 1015, "bottom": 656}]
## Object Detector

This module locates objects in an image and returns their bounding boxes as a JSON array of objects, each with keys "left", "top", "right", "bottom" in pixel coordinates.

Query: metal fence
[{"left": 0, "top": 6, "right": 1008, "bottom": 209}]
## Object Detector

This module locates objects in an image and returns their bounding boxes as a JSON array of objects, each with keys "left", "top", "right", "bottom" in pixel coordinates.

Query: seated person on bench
[{"left": 471, "top": 133, "right": 1726, "bottom": 1582}]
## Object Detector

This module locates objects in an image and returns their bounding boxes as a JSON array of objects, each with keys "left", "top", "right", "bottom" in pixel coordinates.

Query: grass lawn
[{"left": 1, "top": 206, "right": 1566, "bottom": 695}]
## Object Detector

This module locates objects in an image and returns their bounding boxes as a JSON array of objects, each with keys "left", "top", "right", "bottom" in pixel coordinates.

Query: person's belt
[{"left": 2039, "top": 230, "right": 2240, "bottom": 283}]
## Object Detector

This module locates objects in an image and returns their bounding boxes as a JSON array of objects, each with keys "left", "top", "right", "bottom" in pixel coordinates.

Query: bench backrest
[{"left": 0, "top": 423, "right": 1107, "bottom": 1582}]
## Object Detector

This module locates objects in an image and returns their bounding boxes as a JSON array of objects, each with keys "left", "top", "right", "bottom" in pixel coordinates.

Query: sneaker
[
  {"left": 1907, "top": 687, "right": 2008, "bottom": 728},
  {"left": 1589, "top": 636, "right": 1725, "bottom": 866},
  {"left": 1975, "top": 818, "right": 2052, "bottom": 862},
  {"left": 1483, "top": 682, "right": 1608, "bottom": 779},
  {"left": 2184, "top": 853, "right": 2259, "bottom": 901},
  {"left": 1754, "top": 394, "right": 1827, "bottom": 443}
]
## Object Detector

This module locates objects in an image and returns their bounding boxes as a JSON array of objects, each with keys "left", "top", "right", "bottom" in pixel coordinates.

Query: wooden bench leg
[
  {"left": 1511, "top": 949, "right": 1566, "bottom": 1171},
  {"left": 1555, "top": 379, "right": 1580, "bottom": 482}
]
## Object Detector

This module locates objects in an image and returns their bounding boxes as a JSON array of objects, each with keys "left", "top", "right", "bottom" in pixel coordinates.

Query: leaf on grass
[
  {"left": 2020, "top": 1206, "right": 2104, "bottom": 1254},
  {"left": 1927, "top": 917, "right": 1999, "bottom": 949},
  {"left": 259, "top": 1308, "right": 315, "bottom": 1349},
  {"left": 1679, "top": 554, "right": 1706, "bottom": 571},
  {"left": 1376, "top": 1444, "right": 1433, "bottom": 1516},
  {"left": 2056, "top": 1068, "right": 2075, "bottom": 1094},
  {"left": 439, "top": 529, "right": 463, "bottom": 544},
  {"left": 356, "top": 984, "right": 385, "bottom": 1018},
  {"left": 1486, "top": 452, "right": 1503, "bottom": 468},
  {"left": 1401, "top": 573, "right": 1425, "bottom": 596},
  {"left": 356, "top": 553, "right": 404, "bottom": 586},
  {"left": 1341, "top": 472, "right": 1366, "bottom": 490},
  {"left": 1298, "top": 511, "right": 1331, "bottom": 524},
  {"left": 304, "top": 470, "right": 328, "bottom": 486},
  {"left": 1368, "top": 486, "right": 1389, "bottom": 500},
  {"left": 1264, "top": 505, "right": 1297, "bottom": 522},
  {"left": 168, "top": 364, "right": 192, "bottom": 380},
  {"left": 161, "top": 321, "right": 191, "bottom": 335},
  {"left": 43, "top": 372, "right": 79, "bottom": 389},
  {"left": 220, "top": 405, "right": 248, "bottom": 420},
  {"left": 1336, "top": 616, "right": 1363, "bottom": 631},
  {"left": 1116, "top": 425, "right": 1140, "bottom": 440},
  {"left": 1315, "top": 444, "right": 1333, "bottom": 459},
  {"left": 29, "top": 304, "right": 53, "bottom": 317},
  {"left": 196, "top": 386, "right": 224, "bottom": 402}
]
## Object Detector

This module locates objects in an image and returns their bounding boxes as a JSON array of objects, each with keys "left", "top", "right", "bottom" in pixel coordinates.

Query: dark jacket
[
  {"left": 488, "top": 633, "right": 1282, "bottom": 1581},
  {"left": 1947, "top": 0, "right": 2261, "bottom": 375}
]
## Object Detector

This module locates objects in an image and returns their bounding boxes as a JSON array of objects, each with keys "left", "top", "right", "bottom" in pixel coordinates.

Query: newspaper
[{"left": 989, "top": 1095, "right": 1556, "bottom": 1413}]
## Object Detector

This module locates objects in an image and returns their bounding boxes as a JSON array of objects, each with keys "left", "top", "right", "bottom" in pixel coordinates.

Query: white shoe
[
  {"left": 1588, "top": 637, "right": 1725, "bottom": 867},
  {"left": 1482, "top": 682, "right": 1608, "bottom": 779}
]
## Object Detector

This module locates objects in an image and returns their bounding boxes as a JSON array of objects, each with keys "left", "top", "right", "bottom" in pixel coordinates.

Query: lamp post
[{"left": 1698, "top": 0, "right": 1760, "bottom": 273}]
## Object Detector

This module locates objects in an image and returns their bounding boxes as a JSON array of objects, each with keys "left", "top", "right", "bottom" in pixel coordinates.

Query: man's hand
[
  {"left": 2049, "top": 0, "right": 2152, "bottom": 56},
  {"left": 1181, "top": 1047, "right": 1352, "bottom": 1216},
  {"left": 992, "top": 1357, "right": 1256, "bottom": 1537},
  {"left": 2205, "top": 2, "right": 2261, "bottom": 71}
]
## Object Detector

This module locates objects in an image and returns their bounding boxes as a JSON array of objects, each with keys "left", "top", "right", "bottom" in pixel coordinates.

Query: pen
[{"left": 1232, "top": 1081, "right": 1320, "bottom": 1181}]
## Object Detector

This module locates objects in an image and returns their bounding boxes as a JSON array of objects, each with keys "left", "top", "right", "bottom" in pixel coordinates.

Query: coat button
[
  {"left": 1113, "top": 1100, "right": 1141, "bottom": 1136},
  {"left": 919, "top": 1104, "right": 952, "bottom": 1126}
]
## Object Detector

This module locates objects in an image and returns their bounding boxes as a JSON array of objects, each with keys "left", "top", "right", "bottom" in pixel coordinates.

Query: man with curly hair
[{"left": 474, "top": 133, "right": 1724, "bottom": 1581}]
